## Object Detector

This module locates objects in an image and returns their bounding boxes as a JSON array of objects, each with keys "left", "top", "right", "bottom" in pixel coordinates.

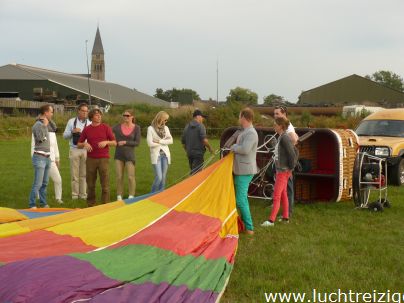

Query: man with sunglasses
[{"left": 273, "top": 105, "right": 298, "bottom": 216}]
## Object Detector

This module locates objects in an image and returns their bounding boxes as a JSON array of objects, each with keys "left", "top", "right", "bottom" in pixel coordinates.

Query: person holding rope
[
  {"left": 147, "top": 111, "right": 173, "bottom": 193},
  {"left": 182, "top": 109, "right": 213, "bottom": 175},
  {"left": 230, "top": 107, "right": 258, "bottom": 235}
]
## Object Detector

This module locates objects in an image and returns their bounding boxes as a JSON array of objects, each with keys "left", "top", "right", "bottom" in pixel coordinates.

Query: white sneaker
[
  {"left": 261, "top": 220, "right": 274, "bottom": 227},
  {"left": 117, "top": 195, "right": 122, "bottom": 200},
  {"left": 43, "top": 204, "right": 50, "bottom": 208},
  {"left": 128, "top": 195, "right": 134, "bottom": 199},
  {"left": 30, "top": 206, "right": 37, "bottom": 209},
  {"left": 56, "top": 199, "right": 64, "bottom": 204}
]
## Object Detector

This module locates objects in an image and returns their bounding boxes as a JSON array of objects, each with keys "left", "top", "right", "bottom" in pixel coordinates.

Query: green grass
[
  {"left": 0, "top": 136, "right": 221, "bottom": 209},
  {"left": 1, "top": 137, "right": 403, "bottom": 302}
]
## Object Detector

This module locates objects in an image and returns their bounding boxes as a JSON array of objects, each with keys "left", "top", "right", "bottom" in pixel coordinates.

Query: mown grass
[{"left": 0, "top": 137, "right": 403, "bottom": 302}]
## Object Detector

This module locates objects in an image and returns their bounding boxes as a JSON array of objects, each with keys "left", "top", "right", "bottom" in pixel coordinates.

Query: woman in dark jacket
[
  {"left": 112, "top": 109, "right": 141, "bottom": 200},
  {"left": 262, "top": 116, "right": 296, "bottom": 227}
]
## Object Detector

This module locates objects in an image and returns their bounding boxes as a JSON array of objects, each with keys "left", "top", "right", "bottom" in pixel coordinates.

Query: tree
[
  {"left": 263, "top": 94, "right": 285, "bottom": 105},
  {"left": 365, "top": 70, "right": 404, "bottom": 92},
  {"left": 154, "top": 88, "right": 201, "bottom": 104},
  {"left": 154, "top": 88, "right": 171, "bottom": 101},
  {"left": 226, "top": 87, "right": 258, "bottom": 105}
]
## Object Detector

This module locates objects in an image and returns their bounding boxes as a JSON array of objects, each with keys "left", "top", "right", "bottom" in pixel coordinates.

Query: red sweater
[{"left": 79, "top": 123, "right": 115, "bottom": 158}]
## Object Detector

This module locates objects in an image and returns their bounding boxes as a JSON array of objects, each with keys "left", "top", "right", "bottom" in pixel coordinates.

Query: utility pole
[
  {"left": 216, "top": 58, "right": 219, "bottom": 104},
  {"left": 85, "top": 40, "right": 92, "bottom": 106}
]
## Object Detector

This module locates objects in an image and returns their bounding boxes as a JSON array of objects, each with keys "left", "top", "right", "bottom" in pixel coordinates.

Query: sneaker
[
  {"left": 261, "top": 220, "right": 274, "bottom": 227},
  {"left": 79, "top": 195, "right": 87, "bottom": 200},
  {"left": 42, "top": 204, "right": 50, "bottom": 208},
  {"left": 117, "top": 195, "right": 122, "bottom": 201},
  {"left": 128, "top": 195, "right": 134, "bottom": 199},
  {"left": 56, "top": 199, "right": 64, "bottom": 204},
  {"left": 30, "top": 206, "right": 37, "bottom": 209},
  {"left": 278, "top": 217, "right": 289, "bottom": 223}
]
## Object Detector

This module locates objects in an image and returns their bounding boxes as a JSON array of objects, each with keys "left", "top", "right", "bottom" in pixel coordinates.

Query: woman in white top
[
  {"left": 31, "top": 120, "right": 63, "bottom": 204},
  {"left": 147, "top": 111, "right": 173, "bottom": 192}
]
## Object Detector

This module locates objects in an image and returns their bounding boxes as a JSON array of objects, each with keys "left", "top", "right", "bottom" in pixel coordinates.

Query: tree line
[{"left": 154, "top": 70, "right": 404, "bottom": 105}]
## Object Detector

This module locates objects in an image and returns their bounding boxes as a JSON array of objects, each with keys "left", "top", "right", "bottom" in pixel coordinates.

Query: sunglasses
[{"left": 122, "top": 114, "right": 131, "bottom": 117}]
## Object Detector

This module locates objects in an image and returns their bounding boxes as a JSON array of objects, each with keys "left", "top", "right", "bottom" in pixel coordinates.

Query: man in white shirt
[
  {"left": 63, "top": 103, "right": 90, "bottom": 200},
  {"left": 274, "top": 105, "right": 298, "bottom": 216}
]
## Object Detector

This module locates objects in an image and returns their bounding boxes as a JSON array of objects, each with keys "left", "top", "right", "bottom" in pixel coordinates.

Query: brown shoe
[{"left": 245, "top": 230, "right": 254, "bottom": 235}]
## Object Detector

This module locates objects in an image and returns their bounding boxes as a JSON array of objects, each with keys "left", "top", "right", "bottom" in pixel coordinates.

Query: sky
[{"left": 1, "top": 0, "right": 404, "bottom": 103}]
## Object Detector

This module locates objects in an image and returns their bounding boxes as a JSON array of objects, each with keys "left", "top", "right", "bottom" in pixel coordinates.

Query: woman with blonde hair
[
  {"left": 147, "top": 111, "right": 173, "bottom": 192},
  {"left": 112, "top": 109, "right": 141, "bottom": 200}
]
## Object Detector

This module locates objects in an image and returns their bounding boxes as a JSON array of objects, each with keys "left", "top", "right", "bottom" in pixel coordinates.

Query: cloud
[{"left": 1, "top": 0, "right": 404, "bottom": 102}]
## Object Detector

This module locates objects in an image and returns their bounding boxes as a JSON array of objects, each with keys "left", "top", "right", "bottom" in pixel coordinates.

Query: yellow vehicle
[{"left": 355, "top": 109, "right": 404, "bottom": 185}]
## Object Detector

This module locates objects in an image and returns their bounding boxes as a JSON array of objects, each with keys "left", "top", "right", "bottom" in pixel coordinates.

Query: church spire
[
  {"left": 91, "top": 26, "right": 105, "bottom": 81},
  {"left": 91, "top": 26, "right": 104, "bottom": 55}
]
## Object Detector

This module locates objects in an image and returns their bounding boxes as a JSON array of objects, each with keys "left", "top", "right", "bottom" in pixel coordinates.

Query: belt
[{"left": 34, "top": 152, "right": 50, "bottom": 158}]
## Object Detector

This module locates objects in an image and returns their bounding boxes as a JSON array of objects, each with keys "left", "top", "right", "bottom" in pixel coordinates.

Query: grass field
[{"left": 1, "top": 136, "right": 403, "bottom": 302}]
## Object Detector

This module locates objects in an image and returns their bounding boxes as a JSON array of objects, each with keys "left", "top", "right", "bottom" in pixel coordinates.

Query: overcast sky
[{"left": 1, "top": 0, "right": 404, "bottom": 103}]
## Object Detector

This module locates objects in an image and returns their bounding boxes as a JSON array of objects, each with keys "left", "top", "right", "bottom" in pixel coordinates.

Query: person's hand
[
  {"left": 118, "top": 141, "right": 126, "bottom": 146},
  {"left": 84, "top": 143, "right": 93, "bottom": 152},
  {"left": 98, "top": 141, "right": 109, "bottom": 148},
  {"left": 153, "top": 139, "right": 160, "bottom": 144},
  {"left": 72, "top": 128, "right": 81, "bottom": 133},
  {"left": 230, "top": 144, "right": 237, "bottom": 151}
]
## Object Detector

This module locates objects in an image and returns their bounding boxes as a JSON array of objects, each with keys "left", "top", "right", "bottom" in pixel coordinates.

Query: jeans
[
  {"left": 234, "top": 174, "right": 254, "bottom": 231},
  {"left": 188, "top": 154, "right": 204, "bottom": 175},
  {"left": 151, "top": 154, "right": 168, "bottom": 192},
  {"left": 29, "top": 154, "right": 51, "bottom": 208}
]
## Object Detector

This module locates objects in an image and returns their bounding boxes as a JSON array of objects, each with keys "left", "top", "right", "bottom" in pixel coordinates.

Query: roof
[
  {"left": 92, "top": 27, "right": 104, "bottom": 55},
  {"left": 364, "top": 108, "right": 404, "bottom": 121},
  {"left": 0, "top": 64, "right": 169, "bottom": 107},
  {"left": 303, "top": 74, "right": 404, "bottom": 95}
]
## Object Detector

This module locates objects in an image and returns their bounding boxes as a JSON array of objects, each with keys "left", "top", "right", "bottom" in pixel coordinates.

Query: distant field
[{"left": 1, "top": 137, "right": 403, "bottom": 302}]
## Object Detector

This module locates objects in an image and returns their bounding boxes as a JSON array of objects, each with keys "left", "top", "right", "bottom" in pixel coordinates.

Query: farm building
[
  {"left": 298, "top": 74, "right": 404, "bottom": 107},
  {"left": 0, "top": 26, "right": 169, "bottom": 109},
  {"left": 0, "top": 64, "right": 169, "bottom": 109}
]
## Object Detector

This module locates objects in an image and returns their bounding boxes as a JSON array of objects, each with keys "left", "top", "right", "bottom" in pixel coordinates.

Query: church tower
[{"left": 91, "top": 26, "right": 105, "bottom": 81}]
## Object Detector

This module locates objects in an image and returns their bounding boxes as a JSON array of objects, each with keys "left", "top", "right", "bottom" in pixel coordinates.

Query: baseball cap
[{"left": 193, "top": 109, "right": 208, "bottom": 118}]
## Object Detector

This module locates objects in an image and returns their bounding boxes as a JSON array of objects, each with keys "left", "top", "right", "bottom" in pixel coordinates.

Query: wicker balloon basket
[{"left": 220, "top": 127, "right": 359, "bottom": 203}]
